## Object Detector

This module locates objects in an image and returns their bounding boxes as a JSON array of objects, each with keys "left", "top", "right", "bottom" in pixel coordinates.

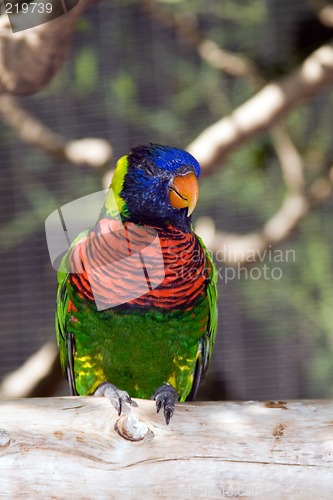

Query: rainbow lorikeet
[{"left": 56, "top": 144, "right": 218, "bottom": 424}]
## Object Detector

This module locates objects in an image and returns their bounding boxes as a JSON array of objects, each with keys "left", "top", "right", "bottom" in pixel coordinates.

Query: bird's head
[{"left": 107, "top": 144, "right": 200, "bottom": 231}]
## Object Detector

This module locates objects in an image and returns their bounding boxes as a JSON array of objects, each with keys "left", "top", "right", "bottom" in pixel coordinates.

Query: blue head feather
[
  {"left": 134, "top": 144, "right": 201, "bottom": 177},
  {"left": 120, "top": 144, "right": 201, "bottom": 231}
]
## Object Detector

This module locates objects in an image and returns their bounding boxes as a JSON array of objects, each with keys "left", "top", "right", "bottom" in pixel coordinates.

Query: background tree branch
[
  {"left": 0, "top": 0, "right": 99, "bottom": 95},
  {"left": 0, "top": 95, "right": 113, "bottom": 168},
  {"left": 0, "top": 342, "right": 61, "bottom": 398},
  {"left": 196, "top": 162, "right": 333, "bottom": 266},
  {"left": 188, "top": 43, "right": 333, "bottom": 172}
]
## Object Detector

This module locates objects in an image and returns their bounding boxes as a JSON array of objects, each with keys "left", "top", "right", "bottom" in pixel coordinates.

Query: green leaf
[{"left": 75, "top": 48, "right": 98, "bottom": 94}]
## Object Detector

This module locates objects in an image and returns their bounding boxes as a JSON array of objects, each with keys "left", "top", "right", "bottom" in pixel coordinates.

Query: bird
[{"left": 56, "top": 144, "right": 218, "bottom": 424}]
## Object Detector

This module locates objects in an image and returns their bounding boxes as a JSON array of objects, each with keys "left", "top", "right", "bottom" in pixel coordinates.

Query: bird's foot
[
  {"left": 152, "top": 383, "right": 178, "bottom": 425},
  {"left": 94, "top": 382, "right": 138, "bottom": 416}
]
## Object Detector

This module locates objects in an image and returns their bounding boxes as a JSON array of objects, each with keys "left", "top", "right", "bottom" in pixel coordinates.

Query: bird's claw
[
  {"left": 152, "top": 383, "right": 178, "bottom": 425},
  {"left": 94, "top": 382, "right": 137, "bottom": 416}
]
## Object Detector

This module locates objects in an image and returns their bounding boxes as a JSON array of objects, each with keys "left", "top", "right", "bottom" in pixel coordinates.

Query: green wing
[
  {"left": 187, "top": 234, "right": 218, "bottom": 399},
  {"left": 204, "top": 241, "right": 218, "bottom": 367},
  {"left": 55, "top": 229, "right": 89, "bottom": 394},
  {"left": 55, "top": 267, "right": 77, "bottom": 394},
  {"left": 55, "top": 230, "right": 89, "bottom": 394}
]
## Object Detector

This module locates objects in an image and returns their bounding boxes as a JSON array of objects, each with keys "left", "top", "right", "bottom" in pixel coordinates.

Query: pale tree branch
[
  {"left": 308, "top": 0, "right": 333, "bottom": 28},
  {"left": 188, "top": 44, "right": 333, "bottom": 172},
  {"left": 0, "top": 94, "right": 65, "bottom": 153},
  {"left": 0, "top": 94, "right": 113, "bottom": 168},
  {"left": 318, "top": 4, "right": 333, "bottom": 27},
  {"left": 196, "top": 164, "right": 333, "bottom": 266},
  {"left": 187, "top": 39, "right": 333, "bottom": 264},
  {"left": 0, "top": 2, "right": 113, "bottom": 169},
  {"left": 0, "top": 342, "right": 62, "bottom": 398},
  {"left": 141, "top": 0, "right": 306, "bottom": 184},
  {"left": 0, "top": 0, "right": 99, "bottom": 95},
  {"left": 139, "top": 0, "right": 264, "bottom": 86},
  {"left": 141, "top": 0, "right": 308, "bottom": 192},
  {"left": 270, "top": 125, "right": 305, "bottom": 193}
]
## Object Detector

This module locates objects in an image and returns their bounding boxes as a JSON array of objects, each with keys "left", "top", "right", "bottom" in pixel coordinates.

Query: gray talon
[
  {"left": 94, "top": 382, "right": 137, "bottom": 415},
  {"left": 152, "top": 383, "right": 178, "bottom": 424}
]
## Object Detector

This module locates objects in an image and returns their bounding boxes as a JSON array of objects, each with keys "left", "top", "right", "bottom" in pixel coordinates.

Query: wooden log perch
[{"left": 0, "top": 398, "right": 333, "bottom": 499}]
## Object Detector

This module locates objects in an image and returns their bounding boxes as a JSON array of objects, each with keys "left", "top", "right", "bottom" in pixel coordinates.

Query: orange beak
[{"left": 169, "top": 172, "right": 199, "bottom": 217}]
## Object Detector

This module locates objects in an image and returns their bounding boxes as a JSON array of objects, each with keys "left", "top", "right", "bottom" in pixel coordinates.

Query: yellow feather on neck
[{"left": 105, "top": 155, "right": 128, "bottom": 216}]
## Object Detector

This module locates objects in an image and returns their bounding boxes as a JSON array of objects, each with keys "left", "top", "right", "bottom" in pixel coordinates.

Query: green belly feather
[{"left": 70, "top": 298, "right": 209, "bottom": 401}]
